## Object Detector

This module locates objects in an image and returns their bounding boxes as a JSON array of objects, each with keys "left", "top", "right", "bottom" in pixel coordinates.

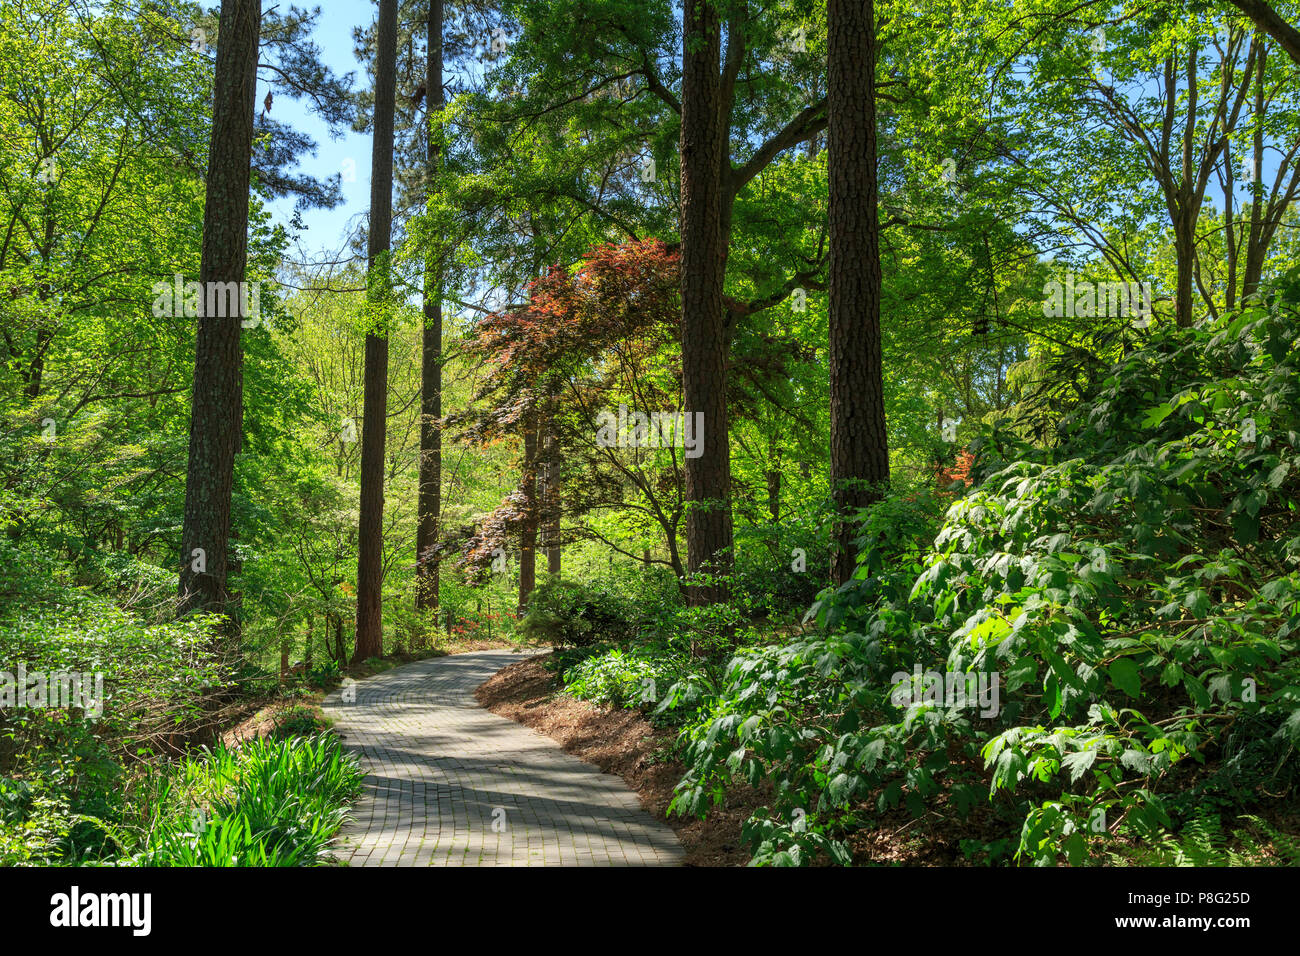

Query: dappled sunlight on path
[{"left": 321, "top": 649, "right": 684, "bottom": 866}]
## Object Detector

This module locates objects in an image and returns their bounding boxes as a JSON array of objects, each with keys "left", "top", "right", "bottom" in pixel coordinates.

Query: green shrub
[
  {"left": 519, "top": 574, "right": 639, "bottom": 647},
  {"left": 561, "top": 645, "right": 699, "bottom": 721},
  {"left": 306, "top": 660, "right": 341, "bottom": 688},
  {"left": 0, "top": 585, "right": 224, "bottom": 761},
  {"left": 662, "top": 600, "right": 747, "bottom": 660},
  {"left": 274, "top": 705, "right": 327, "bottom": 739},
  {"left": 731, "top": 513, "right": 833, "bottom": 618},
  {"left": 673, "top": 303, "right": 1300, "bottom": 866}
]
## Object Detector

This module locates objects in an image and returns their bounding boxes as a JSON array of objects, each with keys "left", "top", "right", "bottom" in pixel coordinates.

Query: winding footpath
[{"left": 320, "top": 648, "right": 684, "bottom": 866}]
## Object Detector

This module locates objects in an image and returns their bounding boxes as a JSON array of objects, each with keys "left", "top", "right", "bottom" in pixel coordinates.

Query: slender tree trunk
[
  {"left": 177, "top": 0, "right": 261, "bottom": 621},
  {"left": 828, "top": 0, "right": 888, "bottom": 586},
  {"left": 766, "top": 468, "right": 781, "bottom": 522},
  {"left": 1173, "top": 46, "right": 1198, "bottom": 329},
  {"left": 1225, "top": 147, "right": 1237, "bottom": 313},
  {"left": 766, "top": 431, "right": 781, "bottom": 522},
  {"left": 679, "top": 0, "right": 733, "bottom": 605},
  {"left": 1243, "top": 43, "right": 1267, "bottom": 299},
  {"left": 332, "top": 612, "right": 346, "bottom": 665},
  {"left": 352, "top": 0, "right": 398, "bottom": 663},
  {"left": 415, "top": 0, "right": 444, "bottom": 613},
  {"left": 1173, "top": 206, "right": 1196, "bottom": 328},
  {"left": 518, "top": 420, "right": 538, "bottom": 613},
  {"left": 542, "top": 428, "right": 561, "bottom": 575},
  {"left": 25, "top": 326, "right": 50, "bottom": 399}
]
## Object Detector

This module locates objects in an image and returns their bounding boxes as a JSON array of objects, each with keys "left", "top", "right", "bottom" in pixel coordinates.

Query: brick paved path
[{"left": 321, "top": 649, "right": 684, "bottom": 866}]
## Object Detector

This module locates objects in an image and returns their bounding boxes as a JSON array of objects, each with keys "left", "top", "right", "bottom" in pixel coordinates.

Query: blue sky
[{"left": 264, "top": 2, "right": 375, "bottom": 256}]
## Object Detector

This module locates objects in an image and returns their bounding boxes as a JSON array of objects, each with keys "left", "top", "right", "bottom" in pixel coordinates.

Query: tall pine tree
[
  {"left": 416, "top": 0, "right": 445, "bottom": 614},
  {"left": 353, "top": 0, "right": 399, "bottom": 662},
  {"left": 828, "top": 0, "right": 888, "bottom": 585},
  {"left": 177, "top": 0, "right": 262, "bottom": 621},
  {"left": 679, "top": 0, "right": 733, "bottom": 606}
]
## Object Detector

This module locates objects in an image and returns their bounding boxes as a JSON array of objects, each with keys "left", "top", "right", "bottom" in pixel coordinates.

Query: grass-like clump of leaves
[{"left": 131, "top": 734, "right": 365, "bottom": 866}]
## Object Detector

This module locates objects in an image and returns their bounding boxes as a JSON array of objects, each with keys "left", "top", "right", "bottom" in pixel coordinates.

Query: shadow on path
[{"left": 321, "top": 648, "right": 684, "bottom": 867}]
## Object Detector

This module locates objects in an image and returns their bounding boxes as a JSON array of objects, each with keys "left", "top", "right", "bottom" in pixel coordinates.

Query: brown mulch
[
  {"left": 220, "top": 699, "right": 322, "bottom": 747},
  {"left": 475, "top": 652, "right": 768, "bottom": 866}
]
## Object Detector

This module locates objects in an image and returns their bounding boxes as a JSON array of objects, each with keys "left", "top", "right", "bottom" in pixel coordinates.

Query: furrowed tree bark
[
  {"left": 352, "top": 0, "right": 398, "bottom": 663},
  {"left": 828, "top": 0, "right": 889, "bottom": 586},
  {"left": 177, "top": 0, "right": 261, "bottom": 622},
  {"left": 415, "top": 0, "right": 444, "bottom": 613},
  {"left": 679, "top": 0, "right": 733, "bottom": 606}
]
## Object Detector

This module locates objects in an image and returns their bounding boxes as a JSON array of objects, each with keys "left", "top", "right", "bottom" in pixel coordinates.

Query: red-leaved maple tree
[{"left": 441, "top": 238, "right": 691, "bottom": 584}]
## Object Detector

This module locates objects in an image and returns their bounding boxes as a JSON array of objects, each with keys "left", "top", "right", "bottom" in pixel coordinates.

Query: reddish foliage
[
  {"left": 935, "top": 449, "right": 976, "bottom": 497},
  {"left": 446, "top": 239, "right": 684, "bottom": 580},
  {"left": 458, "top": 237, "right": 681, "bottom": 442}
]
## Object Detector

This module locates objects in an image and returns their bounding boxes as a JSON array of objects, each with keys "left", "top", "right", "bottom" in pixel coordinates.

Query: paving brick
[{"left": 321, "top": 649, "right": 684, "bottom": 867}]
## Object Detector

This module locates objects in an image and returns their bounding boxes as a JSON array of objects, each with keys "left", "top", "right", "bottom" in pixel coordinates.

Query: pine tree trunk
[
  {"left": 177, "top": 0, "right": 261, "bottom": 622},
  {"left": 415, "top": 0, "right": 444, "bottom": 613},
  {"left": 352, "top": 0, "right": 398, "bottom": 663},
  {"left": 828, "top": 0, "right": 889, "bottom": 586},
  {"left": 679, "top": 0, "right": 733, "bottom": 606}
]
